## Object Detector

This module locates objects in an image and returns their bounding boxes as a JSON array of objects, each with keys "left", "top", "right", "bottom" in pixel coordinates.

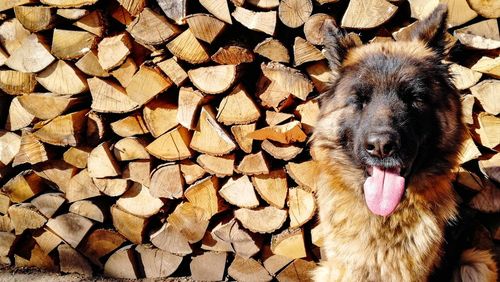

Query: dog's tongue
[{"left": 363, "top": 166, "right": 405, "bottom": 216}]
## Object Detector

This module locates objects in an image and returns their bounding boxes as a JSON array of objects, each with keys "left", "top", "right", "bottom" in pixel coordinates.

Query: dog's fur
[{"left": 312, "top": 5, "right": 497, "bottom": 281}]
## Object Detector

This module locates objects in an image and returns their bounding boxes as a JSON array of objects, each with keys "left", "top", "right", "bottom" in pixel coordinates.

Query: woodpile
[{"left": 0, "top": 0, "right": 498, "bottom": 280}]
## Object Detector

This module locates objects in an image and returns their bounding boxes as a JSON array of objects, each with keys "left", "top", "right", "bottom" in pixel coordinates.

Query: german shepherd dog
[{"left": 312, "top": 5, "right": 497, "bottom": 281}]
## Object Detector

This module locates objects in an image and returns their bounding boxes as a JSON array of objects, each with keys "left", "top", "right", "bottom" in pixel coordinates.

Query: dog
[{"left": 311, "top": 5, "right": 498, "bottom": 282}]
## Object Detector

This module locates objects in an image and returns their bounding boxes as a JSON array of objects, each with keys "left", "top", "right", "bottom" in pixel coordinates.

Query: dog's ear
[
  {"left": 408, "top": 4, "right": 448, "bottom": 56},
  {"left": 323, "top": 20, "right": 359, "bottom": 73}
]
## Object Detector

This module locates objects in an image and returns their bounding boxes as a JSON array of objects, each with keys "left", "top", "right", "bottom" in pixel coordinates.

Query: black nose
[{"left": 365, "top": 132, "right": 399, "bottom": 158}]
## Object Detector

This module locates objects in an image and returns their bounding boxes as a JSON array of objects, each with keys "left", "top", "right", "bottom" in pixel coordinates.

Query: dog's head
[{"left": 313, "top": 5, "right": 465, "bottom": 216}]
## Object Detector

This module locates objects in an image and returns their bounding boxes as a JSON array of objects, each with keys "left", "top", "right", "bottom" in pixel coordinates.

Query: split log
[
  {"left": 8, "top": 203, "right": 47, "bottom": 235},
  {"left": 231, "top": 123, "right": 256, "bottom": 154},
  {"left": 248, "top": 121, "right": 307, "bottom": 144},
  {"left": 288, "top": 187, "right": 316, "bottom": 228},
  {"left": 180, "top": 160, "right": 206, "bottom": 185},
  {"left": 110, "top": 4, "right": 133, "bottom": 25},
  {"left": 0, "top": 194, "right": 9, "bottom": 214},
  {"left": 278, "top": 0, "right": 313, "bottom": 28},
  {"left": 304, "top": 13, "right": 335, "bottom": 45},
  {"left": 0, "top": 131, "right": 21, "bottom": 167},
  {"left": 12, "top": 131, "right": 49, "bottom": 166},
  {"left": 188, "top": 64, "right": 238, "bottom": 95},
  {"left": 36, "top": 60, "right": 88, "bottom": 95},
  {"left": 56, "top": 8, "right": 88, "bottom": 19},
  {"left": 0, "top": 215, "right": 13, "bottom": 232},
  {"left": 190, "top": 252, "right": 227, "bottom": 281},
  {"left": 197, "top": 154, "right": 235, "bottom": 177},
  {"left": 115, "top": 0, "right": 145, "bottom": 16},
  {"left": 228, "top": 255, "right": 272, "bottom": 282},
  {"left": 150, "top": 163, "right": 184, "bottom": 199},
  {"left": 103, "top": 245, "right": 138, "bottom": 279},
  {"left": 467, "top": 0, "right": 500, "bottom": 18},
  {"left": 14, "top": 6, "right": 56, "bottom": 32},
  {"left": 476, "top": 113, "right": 500, "bottom": 149},
  {"left": 14, "top": 241, "right": 56, "bottom": 271},
  {"left": 190, "top": 106, "right": 237, "bottom": 156},
  {"left": 146, "top": 126, "right": 193, "bottom": 161},
  {"left": 88, "top": 77, "right": 140, "bottom": 113},
  {"left": 166, "top": 29, "right": 210, "bottom": 64},
  {"left": 408, "top": 0, "right": 477, "bottom": 28},
  {"left": 110, "top": 57, "right": 136, "bottom": 87},
  {"left": 185, "top": 13, "right": 227, "bottom": 44},
  {"left": 110, "top": 113, "right": 149, "bottom": 137},
  {"left": 156, "top": 0, "right": 187, "bottom": 24},
  {"left": 185, "top": 175, "right": 227, "bottom": 217},
  {"left": 33, "top": 159, "right": 76, "bottom": 192},
  {"left": 0, "top": 70, "right": 37, "bottom": 95},
  {"left": 470, "top": 80, "right": 499, "bottom": 115},
  {"left": 261, "top": 62, "right": 314, "bottom": 101},
  {"left": 212, "top": 46, "right": 254, "bottom": 65},
  {"left": 295, "top": 99, "right": 320, "bottom": 133},
  {"left": 234, "top": 206, "right": 287, "bottom": 233},
  {"left": 177, "top": 87, "right": 206, "bottom": 130},
  {"left": 201, "top": 226, "right": 234, "bottom": 253},
  {"left": 6, "top": 97, "right": 35, "bottom": 131},
  {"left": 254, "top": 38, "right": 289, "bottom": 63},
  {"left": 261, "top": 245, "right": 293, "bottom": 276},
  {"left": 69, "top": 200, "right": 106, "bottom": 222},
  {"left": 40, "top": 0, "right": 99, "bottom": 8},
  {"left": 167, "top": 202, "right": 210, "bottom": 243},
  {"left": 127, "top": 8, "right": 180, "bottom": 47},
  {"left": 311, "top": 223, "right": 324, "bottom": 247},
  {"left": 76, "top": 50, "right": 109, "bottom": 77},
  {"left": 456, "top": 167, "right": 484, "bottom": 192},
  {"left": 252, "top": 169, "right": 288, "bottom": 208},
  {"left": 232, "top": 7, "right": 276, "bottom": 36},
  {"left": 142, "top": 98, "right": 178, "bottom": 137},
  {"left": 262, "top": 140, "right": 303, "bottom": 161},
  {"left": 126, "top": 65, "right": 172, "bottom": 106},
  {"left": 0, "top": 18, "right": 30, "bottom": 55},
  {"left": 136, "top": 244, "right": 183, "bottom": 278},
  {"left": 276, "top": 259, "right": 316, "bottom": 282},
  {"left": 2, "top": 171, "right": 44, "bottom": 203},
  {"left": 117, "top": 183, "right": 163, "bottom": 217},
  {"left": 461, "top": 95, "right": 475, "bottom": 125},
  {"left": 51, "top": 29, "right": 96, "bottom": 60},
  {"left": 73, "top": 10, "right": 104, "bottom": 36},
  {"left": 212, "top": 217, "right": 261, "bottom": 258},
  {"left": 479, "top": 153, "right": 500, "bottom": 184},
  {"left": 113, "top": 137, "right": 149, "bottom": 161},
  {"left": 46, "top": 213, "right": 93, "bottom": 248},
  {"left": 248, "top": 0, "right": 279, "bottom": 9},
  {"left": 286, "top": 160, "right": 319, "bottom": 192},
  {"left": 458, "top": 134, "right": 482, "bottom": 165},
  {"left": 150, "top": 223, "right": 192, "bottom": 256},
  {"left": 341, "top": 0, "right": 397, "bottom": 29},
  {"left": 271, "top": 228, "right": 307, "bottom": 259},
  {"left": 199, "top": 0, "right": 232, "bottom": 24},
  {"left": 265, "top": 111, "right": 293, "bottom": 126},
  {"left": 31, "top": 192, "right": 66, "bottom": 218},
  {"left": 219, "top": 175, "right": 260, "bottom": 208},
  {"left": 471, "top": 56, "right": 500, "bottom": 79},
  {"left": 217, "top": 84, "right": 260, "bottom": 125},
  {"left": 78, "top": 229, "right": 127, "bottom": 267},
  {"left": 33, "top": 109, "right": 88, "bottom": 146},
  {"left": 5, "top": 34, "right": 55, "bottom": 73},
  {"left": 31, "top": 228, "right": 62, "bottom": 254},
  {"left": 93, "top": 178, "right": 130, "bottom": 197},
  {"left": 88, "top": 142, "right": 121, "bottom": 178},
  {"left": 157, "top": 57, "right": 187, "bottom": 87},
  {"left": 58, "top": 244, "right": 92, "bottom": 277},
  {"left": 123, "top": 160, "right": 151, "bottom": 186},
  {"left": 454, "top": 19, "right": 500, "bottom": 50},
  {"left": 18, "top": 93, "right": 83, "bottom": 121},
  {"left": 236, "top": 151, "right": 270, "bottom": 175},
  {"left": 97, "top": 33, "right": 132, "bottom": 71},
  {"left": 111, "top": 205, "right": 148, "bottom": 244}
]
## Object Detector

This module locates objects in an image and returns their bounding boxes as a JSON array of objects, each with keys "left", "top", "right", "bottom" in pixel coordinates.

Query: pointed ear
[
  {"left": 409, "top": 4, "right": 448, "bottom": 56},
  {"left": 323, "top": 20, "right": 359, "bottom": 73}
]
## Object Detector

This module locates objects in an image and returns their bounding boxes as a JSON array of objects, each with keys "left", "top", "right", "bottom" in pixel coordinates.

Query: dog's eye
[{"left": 347, "top": 90, "right": 368, "bottom": 109}]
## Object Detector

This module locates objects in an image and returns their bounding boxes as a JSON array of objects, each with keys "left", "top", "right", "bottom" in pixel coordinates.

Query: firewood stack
[{"left": 0, "top": 0, "right": 498, "bottom": 280}]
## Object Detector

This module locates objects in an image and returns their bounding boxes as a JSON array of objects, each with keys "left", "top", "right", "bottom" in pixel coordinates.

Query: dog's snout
[{"left": 364, "top": 132, "right": 400, "bottom": 159}]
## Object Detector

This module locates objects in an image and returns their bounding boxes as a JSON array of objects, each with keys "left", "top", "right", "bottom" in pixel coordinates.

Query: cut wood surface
[
  {"left": 185, "top": 13, "right": 227, "bottom": 44},
  {"left": 36, "top": 60, "right": 88, "bottom": 95},
  {"left": 188, "top": 64, "right": 238, "bottom": 95},
  {"left": 304, "top": 13, "right": 334, "bottom": 45},
  {"left": 150, "top": 223, "right": 192, "bottom": 256},
  {"left": 454, "top": 19, "right": 500, "bottom": 50},
  {"left": 234, "top": 206, "right": 287, "bottom": 233},
  {"left": 116, "top": 183, "right": 163, "bottom": 217},
  {"left": 232, "top": 7, "right": 276, "bottom": 36},
  {"left": 217, "top": 83, "right": 260, "bottom": 125},
  {"left": 5, "top": 34, "right": 55, "bottom": 73},
  {"left": 271, "top": 228, "right": 307, "bottom": 259},
  {"left": 228, "top": 255, "right": 272, "bottom": 282},
  {"left": 166, "top": 29, "right": 209, "bottom": 64},
  {"left": 87, "top": 142, "right": 121, "bottom": 178},
  {"left": 14, "top": 6, "right": 55, "bottom": 32},
  {"left": 136, "top": 244, "right": 183, "bottom": 278},
  {"left": 190, "top": 252, "right": 227, "bottom": 281},
  {"left": 342, "top": 0, "right": 397, "bottom": 29},
  {"left": 219, "top": 175, "right": 260, "bottom": 208},
  {"left": 254, "top": 38, "right": 289, "bottom": 63},
  {"left": 51, "top": 29, "right": 96, "bottom": 60},
  {"left": 46, "top": 213, "right": 93, "bottom": 248},
  {"left": 252, "top": 169, "right": 288, "bottom": 208},
  {"left": 146, "top": 126, "right": 193, "bottom": 161},
  {"left": 288, "top": 187, "right": 316, "bottom": 228},
  {"left": 127, "top": 8, "right": 179, "bottom": 46},
  {"left": 278, "top": 0, "right": 313, "bottom": 28}
]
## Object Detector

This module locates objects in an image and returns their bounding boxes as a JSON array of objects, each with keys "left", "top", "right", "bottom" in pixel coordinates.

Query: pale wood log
[
  {"left": 342, "top": 0, "right": 397, "bottom": 29},
  {"left": 185, "top": 13, "right": 227, "bottom": 44},
  {"left": 217, "top": 84, "right": 260, "bottom": 126},
  {"left": 288, "top": 187, "right": 316, "bottom": 228},
  {"left": 248, "top": 121, "right": 307, "bottom": 144},
  {"left": 469, "top": 179, "right": 500, "bottom": 213},
  {"left": 103, "top": 245, "right": 138, "bottom": 279},
  {"left": 458, "top": 134, "right": 481, "bottom": 164},
  {"left": 228, "top": 255, "right": 272, "bottom": 282},
  {"left": 12, "top": 131, "right": 49, "bottom": 166},
  {"left": 235, "top": 206, "right": 287, "bottom": 233},
  {"left": 265, "top": 111, "right": 292, "bottom": 126},
  {"left": 232, "top": 7, "right": 276, "bottom": 36},
  {"left": 476, "top": 113, "right": 500, "bottom": 149},
  {"left": 67, "top": 169, "right": 101, "bottom": 202},
  {"left": 271, "top": 228, "right": 307, "bottom": 259},
  {"left": 454, "top": 19, "right": 500, "bottom": 50},
  {"left": 58, "top": 244, "right": 92, "bottom": 277},
  {"left": 470, "top": 80, "right": 499, "bottom": 115},
  {"left": 276, "top": 259, "right": 316, "bottom": 281},
  {"left": 188, "top": 64, "right": 238, "bottom": 95},
  {"left": 2, "top": 171, "right": 44, "bottom": 203},
  {"left": 201, "top": 227, "right": 234, "bottom": 253},
  {"left": 219, "top": 175, "right": 259, "bottom": 208},
  {"left": 150, "top": 163, "right": 184, "bottom": 199},
  {"left": 110, "top": 57, "right": 136, "bottom": 87},
  {"left": 293, "top": 37, "right": 324, "bottom": 67},
  {"left": 69, "top": 200, "right": 106, "bottom": 222},
  {"left": 14, "top": 241, "right": 57, "bottom": 271},
  {"left": 93, "top": 178, "right": 130, "bottom": 197},
  {"left": 197, "top": 154, "right": 234, "bottom": 177},
  {"left": 212, "top": 217, "right": 261, "bottom": 258},
  {"left": 5, "top": 34, "right": 55, "bottom": 73},
  {"left": 76, "top": 49, "right": 109, "bottom": 77},
  {"left": 0, "top": 48, "right": 7, "bottom": 67},
  {"left": 304, "top": 13, "right": 335, "bottom": 45},
  {"left": 31, "top": 192, "right": 65, "bottom": 218},
  {"left": 311, "top": 223, "right": 325, "bottom": 247},
  {"left": 18, "top": 93, "right": 83, "bottom": 121},
  {"left": 0, "top": 18, "right": 30, "bottom": 55},
  {"left": 200, "top": 0, "right": 232, "bottom": 24},
  {"left": 46, "top": 213, "right": 93, "bottom": 248},
  {"left": 248, "top": 0, "right": 279, "bottom": 9},
  {"left": 63, "top": 146, "right": 92, "bottom": 168},
  {"left": 262, "top": 62, "right": 314, "bottom": 101},
  {"left": 262, "top": 245, "right": 293, "bottom": 276},
  {"left": 73, "top": 10, "right": 104, "bottom": 37},
  {"left": 78, "top": 229, "right": 127, "bottom": 267},
  {"left": 0, "top": 70, "right": 37, "bottom": 95},
  {"left": 236, "top": 151, "right": 270, "bottom": 175},
  {"left": 0, "top": 194, "right": 9, "bottom": 214},
  {"left": 111, "top": 205, "right": 148, "bottom": 244},
  {"left": 467, "top": 0, "right": 500, "bottom": 18},
  {"left": 254, "top": 38, "right": 289, "bottom": 63},
  {"left": 190, "top": 106, "right": 237, "bottom": 156},
  {"left": 0, "top": 0, "right": 37, "bottom": 12},
  {"left": 146, "top": 126, "right": 193, "bottom": 161},
  {"left": 113, "top": 137, "right": 149, "bottom": 161},
  {"left": 6, "top": 97, "right": 35, "bottom": 131},
  {"left": 177, "top": 87, "right": 206, "bottom": 130},
  {"left": 86, "top": 110, "right": 109, "bottom": 143},
  {"left": 123, "top": 160, "right": 151, "bottom": 187},
  {"left": 117, "top": 0, "right": 145, "bottom": 15},
  {"left": 127, "top": 8, "right": 179, "bottom": 47},
  {"left": 88, "top": 142, "right": 121, "bottom": 178},
  {"left": 257, "top": 77, "right": 295, "bottom": 112},
  {"left": 110, "top": 4, "right": 133, "bottom": 25},
  {"left": 190, "top": 252, "right": 227, "bottom": 281},
  {"left": 231, "top": 123, "right": 256, "bottom": 154},
  {"left": 167, "top": 202, "right": 210, "bottom": 243},
  {"left": 295, "top": 98, "right": 320, "bottom": 134},
  {"left": 97, "top": 33, "right": 132, "bottom": 71},
  {"left": 143, "top": 98, "right": 178, "bottom": 137},
  {"left": 252, "top": 169, "right": 288, "bottom": 208},
  {"left": 286, "top": 160, "right": 319, "bottom": 192},
  {"left": 126, "top": 65, "right": 172, "bottom": 106},
  {"left": 157, "top": 57, "right": 187, "bottom": 87},
  {"left": 136, "top": 244, "right": 183, "bottom": 278},
  {"left": 278, "top": 0, "right": 312, "bottom": 28},
  {"left": 36, "top": 60, "right": 88, "bottom": 95},
  {"left": 33, "top": 159, "right": 76, "bottom": 192},
  {"left": 33, "top": 109, "right": 88, "bottom": 146},
  {"left": 479, "top": 153, "right": 500, "bottom": 184},
  {"left": 212, "top": 46, "right": 255, "bottom": 65},
  {"left": 461, "top": 94, "right": 474, "bottom": 125},
  {"left": 166, "top": 29, "right": 210, "bottom": 64},
  {"left": 0, "top": 131, "right": 21, "bottom": 167},
  {"left": 156, "top": 0, "right": 187, "bottom": 24},
  {"left": 51, "top": 29, "right": 96, "bottom": 60},
  {"left": 409, "top": 0, "right": 477, "bottom": 27},
  {"left": 40, "top": 0, "right": 98, "bottom": 7},
  {"left": 88, "top": 77, "right": 140, "bottom": 113},
  {"left": 180, "top": 160, "right": 206, "bottom": 185},
  {"left": 56, "top": 8, "right": 88, "bottom": 19},
  {"left": 117, "top": 183, "right": 162, "bottom": 217},
  {"left": 31, "top": 228, "right": 63, "bottom": 254},
  {"left": 150, "top": 223, "right": 192, "bottom": 256},
  {"left": 471, "top": 56, "right": 500, "bottom": 79},
  {"left": 110, "top": 112, "right": 149, "bottom": 137},
  {"left": 262, "top": 140, "right": 303, "bottom": 161},
  {"left": 8, "top": 203, "right": 47, "bottom": 235},
  {"left": 449, "top": 63, "right": 482, "bottom": 90},
  {"left": 185, "top": 175, "right": 227, "bottom": 217},
  {"left": 0, "top": 215, "right": 13, "bottom": 232}
]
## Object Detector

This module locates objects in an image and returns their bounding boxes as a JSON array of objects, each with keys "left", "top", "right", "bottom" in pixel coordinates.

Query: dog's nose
[{"left": 365, "top": 133, "right": 399, "bottom": 158}]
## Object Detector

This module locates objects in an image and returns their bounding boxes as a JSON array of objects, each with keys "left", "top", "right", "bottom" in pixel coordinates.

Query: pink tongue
[{"left": 363, "top": 166, "right": 405, "bottom": 216}]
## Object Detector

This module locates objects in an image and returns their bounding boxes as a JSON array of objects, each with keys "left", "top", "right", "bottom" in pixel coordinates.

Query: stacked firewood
[{"left": 0, "top": 0, "right": 498, "bottom": 280}]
